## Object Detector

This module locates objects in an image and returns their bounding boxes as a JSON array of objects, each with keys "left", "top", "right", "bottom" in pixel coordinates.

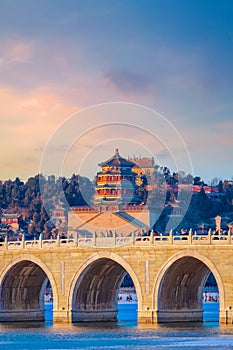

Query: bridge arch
[
  {"left": 153, "top": 250, "right": 224, "bottom": 323},
  {"left": 68, "top": 252, "right": 142, "bottom": 322},
  {"left": 0, "top": 255, "right": 58, "bottom": 322}
]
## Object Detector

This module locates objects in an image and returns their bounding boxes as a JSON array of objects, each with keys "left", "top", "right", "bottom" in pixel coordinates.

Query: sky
[{"left": 0, "top": 0, "right": 233, "bottom": 183}]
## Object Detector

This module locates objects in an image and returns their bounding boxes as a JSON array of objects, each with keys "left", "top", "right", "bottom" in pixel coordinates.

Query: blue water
[{"left": 1, "top": 303, "right": 233, "bottom": 349}]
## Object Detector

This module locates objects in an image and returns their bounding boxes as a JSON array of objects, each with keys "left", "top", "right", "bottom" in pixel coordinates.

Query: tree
[
  {"left": 218, "top": 180, "right": 223, "bottom": 193},
  {"left": 211, "top": 177, "right": 221, "bottom": 187},
  {"left": 186, "top": 174, "right": 194, "bottom": 185},
  {"left": 193, "top": 176, "right": 203, "bottom": 186}
]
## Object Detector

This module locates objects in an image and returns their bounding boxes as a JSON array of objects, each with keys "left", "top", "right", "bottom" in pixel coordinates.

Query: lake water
[{"left": 1, "top": 302, "right": 233, "bottom": 349}]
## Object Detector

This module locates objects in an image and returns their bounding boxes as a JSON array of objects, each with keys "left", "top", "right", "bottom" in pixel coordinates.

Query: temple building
[
  {"left": 50, "top": 203, "right": 67, "bottom": 226},
  {"left": 128, "top": 156, "right": 155, "bottom": 177},
  {"left": 0, "top": 214, "right": 19, "bottom": 232},
  {"left": 68, "top": 149, "right": 158, "bottom": 237},
  {"left": 94, "top": 148, "right": 142, "bottom": 206}
]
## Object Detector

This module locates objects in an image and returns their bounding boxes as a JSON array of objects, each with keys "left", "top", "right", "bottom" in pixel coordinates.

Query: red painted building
[
  {"left": 94, "top": 148, "right": 142, "bottom": 206},
  {"left": 0, "top": 214, "right": 19, "bottom": 231}
]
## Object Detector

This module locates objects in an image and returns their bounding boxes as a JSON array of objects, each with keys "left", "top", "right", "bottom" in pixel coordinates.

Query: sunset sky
[{"left": 0, "top": 0, "right": 233, "bottom": 183}]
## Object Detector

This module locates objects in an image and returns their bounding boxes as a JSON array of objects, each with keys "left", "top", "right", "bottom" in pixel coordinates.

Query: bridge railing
[{"left": 0, "top": 229, "right": 232, "bottom": 249}]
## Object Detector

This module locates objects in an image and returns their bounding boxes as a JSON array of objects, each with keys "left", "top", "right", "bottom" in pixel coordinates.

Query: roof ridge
[
  {"left": 99, "top": 149, "right": 136, "bottom": 168},
  {"left": 114, "top": 211, "right": 148, "bottom": 229}
]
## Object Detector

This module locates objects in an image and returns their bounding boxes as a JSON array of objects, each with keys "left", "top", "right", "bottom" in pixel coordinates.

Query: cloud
[
  {"left": 0, "top": 39, "right": 33, "bottom": 71},
  {"left": 0, "top": 87, "right": 81, "bottom": 180},
  {"left": 0, "top": 1, "right": 232, "bottom": 183}
]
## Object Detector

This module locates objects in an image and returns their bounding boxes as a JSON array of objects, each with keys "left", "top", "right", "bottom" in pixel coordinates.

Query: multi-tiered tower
[
  {"left": 68, "top": 149, "right": 158, "bottom": 237},
  {"left": 94, "top": 148, "right": 141, "bottom": 206}
]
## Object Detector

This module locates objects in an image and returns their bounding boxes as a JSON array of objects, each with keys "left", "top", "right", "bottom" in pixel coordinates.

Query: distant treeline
[
  {"left": 0, "top": 174, "right": 94, "bottom": 238},
  {"left": 0, "top": 172, "right": 232, "bottom": 238}
]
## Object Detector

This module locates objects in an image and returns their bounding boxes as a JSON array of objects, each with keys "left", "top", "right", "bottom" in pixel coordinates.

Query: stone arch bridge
[{"left": 0, "top": 232, "right": 233, "bottom": 324}]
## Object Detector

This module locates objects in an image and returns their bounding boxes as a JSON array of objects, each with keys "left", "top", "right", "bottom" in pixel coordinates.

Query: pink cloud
[
  {"left": 0, "top": 87, "right": 81, "bottom": 180},
  {"left": 0, "top": 39, "right": 33, "bottom": 67},
  {"left": 7, "top": 42, "right": 31, "bottom": 63}
]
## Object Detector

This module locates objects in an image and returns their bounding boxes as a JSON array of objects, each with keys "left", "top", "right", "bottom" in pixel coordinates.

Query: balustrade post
[
  {"left": 208, "top": 229, "right": 211, "bottom": 244},
  {"left": 169, "top": 230, "right": 173, "bottom": 244},
  {"left": 39, "top": 233, "right": 42, "bottom": 248},
  {"left": 113, "top": 230, "right": 116, "bottom": 246},
  {"left": 57, "top": 234, "right": 60, "bottom": 248},
  {"left": 75, "top": 231, "right": 79, "bottom": 246},
  {"left": 227, "top": 229, "right": 231, "bottom": 244},
  {"left": 21, "top": 233, "right": 25, "bottom": 249},
  {"left": 193, "top": 231, "right": 197, "bottom": 242},
  {"left": 132, "top": 230, "right": 136, "bottom": 245},
  {"left": 150, "top": 230, "right": 154, "bottom": 244},
  {"left": 93, "top": 231, "right": 96, "bottom": 246},
  {"left": 4, "top": 234, "right": 8, "bottom": 250},
  {"left": 189, "top": 228, "right": 192, "bottom": 244}
]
